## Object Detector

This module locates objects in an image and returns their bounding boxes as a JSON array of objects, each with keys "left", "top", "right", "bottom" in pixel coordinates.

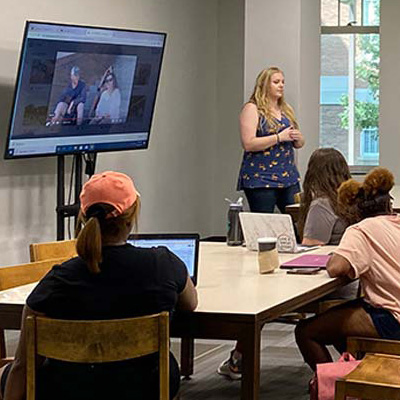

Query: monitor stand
[{"left": 56, "top": 153, "right": 96, "bottom": 240}]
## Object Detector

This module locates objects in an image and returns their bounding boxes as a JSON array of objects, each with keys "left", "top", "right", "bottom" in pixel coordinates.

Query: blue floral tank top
[{"left": 237, "top": 114, "right": 301, "bottom": 190}]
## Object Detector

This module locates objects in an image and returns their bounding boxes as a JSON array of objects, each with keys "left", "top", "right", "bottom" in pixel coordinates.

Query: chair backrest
[
  {"left": 0, "top": 258, "right": 67, "bottom": 291},
  {"left": 26, "top": 312, "right": 170, "bottom": 400},
  {"left": 29, "top": 239, "right": 77, "bottom": 262},
  {"left": 294, "top": 192, "right": 302, "bottom": 204},
  {"left": 0, "top": 258, "right": 67, "bottom": 358}
]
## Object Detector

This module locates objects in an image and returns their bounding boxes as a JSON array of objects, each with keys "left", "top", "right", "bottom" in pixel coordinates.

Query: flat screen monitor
[{"left": 4, "top": 21, "right": 166, "bottom": 159}]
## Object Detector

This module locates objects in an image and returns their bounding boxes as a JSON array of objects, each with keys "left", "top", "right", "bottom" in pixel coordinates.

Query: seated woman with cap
[{"left": 0, "top": 171, "right": 198, "bottom": 400}]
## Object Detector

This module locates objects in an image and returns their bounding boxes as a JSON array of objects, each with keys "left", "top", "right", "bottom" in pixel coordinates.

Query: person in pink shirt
[{"left": 295, "top": 167, "right": 400, "bottom": 371}]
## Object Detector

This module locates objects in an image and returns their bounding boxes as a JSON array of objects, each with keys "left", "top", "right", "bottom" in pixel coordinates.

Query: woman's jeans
[{"left": 243, "top": 183, "right": 300, "bottom": 213}]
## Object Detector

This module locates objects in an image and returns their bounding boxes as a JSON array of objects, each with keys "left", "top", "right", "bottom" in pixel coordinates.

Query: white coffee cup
[{"left": 257, "top": 237, "right": 279, "bottom": 274}]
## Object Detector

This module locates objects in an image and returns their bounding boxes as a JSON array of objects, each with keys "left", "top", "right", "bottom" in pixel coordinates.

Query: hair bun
[
  {"left": 338, "top": 179, "right": 362, "bottom": 208},
  {"left": 363, "top": 167, "right": 394, "bottom": 197}
]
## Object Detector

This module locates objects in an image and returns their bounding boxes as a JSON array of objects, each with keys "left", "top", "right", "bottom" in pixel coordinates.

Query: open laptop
[
  {"left": 127, "top": 233, "right": 200, "bottom": 285},
  {"left": 239, "top": 212, "right": 319, "bottom": 254}
]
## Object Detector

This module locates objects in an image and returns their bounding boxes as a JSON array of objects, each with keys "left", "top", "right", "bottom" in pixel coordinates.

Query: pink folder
[{"left": 280, "top": 254, "right": 331, "bottom": 269}]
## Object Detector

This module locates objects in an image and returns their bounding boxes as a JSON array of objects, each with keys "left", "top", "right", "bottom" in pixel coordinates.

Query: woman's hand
[
  {"left": 67, "top": 101, "right": 75, "bottom": 115},
  {"left": 278, "top": 126, "right": 294, "bottom": 142},
  {"left": 240, "top": 104, "right": 301, "bottom": 151},
  {"left": 289, "top": 128, "right": 302, "bottom": 141},
  {"left": 290, "top": 128, "right": 305, "bottom": 148}
]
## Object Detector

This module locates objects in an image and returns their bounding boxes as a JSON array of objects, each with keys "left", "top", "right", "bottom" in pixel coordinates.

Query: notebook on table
[
  {"left": 280, "top": 254, "right": 331, "bottom": 269},
  {"left": 238, "top": 212, "right": 319, "bottom": 254},
  {"left": 127, "top": 233, "right": 200, "bottom": 285}
]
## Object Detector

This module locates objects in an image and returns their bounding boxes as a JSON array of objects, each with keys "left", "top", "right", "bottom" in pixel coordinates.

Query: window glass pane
[
  {"left": 354, "top": 33, "right": 379, "bottom": 165},
  {"left": 339, "top": 0, "right": 362, "bottom": 26},
  {"left": 320, "top": 33, "right": 380, "bottom": 166},
  {"left": 321, "top": 0, "right": 339, "bottom": 26},
  {"left": 322, "top": 0, "right": 379, "bottom": 27},
  {"left": 362, "top": 0, "right": 380, "bottom": 26}
]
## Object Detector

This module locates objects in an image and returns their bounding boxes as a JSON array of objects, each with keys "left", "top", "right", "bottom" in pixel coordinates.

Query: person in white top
[
  {"left": 91, "top": 67, "right": 121, "bottom": 124},
  {"left": 295, "top": 167, "right": 400, "bottom": 371}
]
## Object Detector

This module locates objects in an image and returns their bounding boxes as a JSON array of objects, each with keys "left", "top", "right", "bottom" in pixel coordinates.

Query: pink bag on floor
[{"left": 309, "top": 353, "right": 361, "bottom": 400}]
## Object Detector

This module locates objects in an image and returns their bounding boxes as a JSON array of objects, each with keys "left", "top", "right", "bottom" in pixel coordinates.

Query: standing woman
[
  {"left": 237, "top": 66, "right": 305, "bottom": 212},
  {"left": 218, "top": 68, "right": 305, "bottom": 380}
]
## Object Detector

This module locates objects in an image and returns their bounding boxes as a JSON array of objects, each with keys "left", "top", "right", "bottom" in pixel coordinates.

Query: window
[
  {"left": 320, "top": 0, "right": 380, "bottom": 170},
  {"left": 360, "top": 127, "right": 379, "bottom": 159}
]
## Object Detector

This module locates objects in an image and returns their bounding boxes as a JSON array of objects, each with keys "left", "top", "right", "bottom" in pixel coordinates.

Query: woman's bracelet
[{"left": 275, "top": 133, "right": 280, "bottom": 143}]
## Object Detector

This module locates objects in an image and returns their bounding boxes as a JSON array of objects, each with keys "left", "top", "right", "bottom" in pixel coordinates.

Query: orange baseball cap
[{"left": 80, "top": 171, "right": 138, "bottom": 218}]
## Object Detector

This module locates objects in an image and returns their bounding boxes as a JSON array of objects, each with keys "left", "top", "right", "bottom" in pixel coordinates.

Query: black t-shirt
[
  {"left": 27, "top": 244, "right": 187, "bottom": 319},
  {"left": 26, "top": 244, "right": 187, "bottom": 400}
]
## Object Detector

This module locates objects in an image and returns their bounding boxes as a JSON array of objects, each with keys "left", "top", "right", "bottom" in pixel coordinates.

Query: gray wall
[
  {"left": 380, "top": 0, "right": 400, "bottom": 180},
  {"left": 212, "top": 0, "right": 245, "bottom": 233},
  {"left": 0, "top": 0, "right": 399, "bottom": 265},
  {"left": 0, "top": 0, "right": 244, "bottom": 264}
]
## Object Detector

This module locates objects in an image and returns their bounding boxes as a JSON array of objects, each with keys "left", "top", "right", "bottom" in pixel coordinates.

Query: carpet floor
[{"left": 171, "top": 322, "right": 330, "bottom": 400}]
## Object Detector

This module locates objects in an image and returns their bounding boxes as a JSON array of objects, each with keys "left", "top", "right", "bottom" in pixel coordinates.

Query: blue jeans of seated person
[{"left": 244, "top": 183, "right": 300, "bottom": 213}]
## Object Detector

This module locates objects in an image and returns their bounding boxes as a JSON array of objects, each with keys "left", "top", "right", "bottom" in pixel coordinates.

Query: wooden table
[{"left": 0, "top": 243, "right": 349, "bottom": 400}]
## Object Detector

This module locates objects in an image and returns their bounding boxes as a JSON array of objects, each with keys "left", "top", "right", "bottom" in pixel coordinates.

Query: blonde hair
[
  {"left": 249, "top": 66, "right": 298, "bottom": 130},
  {"left": 75, "top": 198, "right": 141, "bottom": 274}
]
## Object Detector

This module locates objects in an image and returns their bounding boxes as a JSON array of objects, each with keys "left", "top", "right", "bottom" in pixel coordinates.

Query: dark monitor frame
[
  {"left": 127, "top": 233, "right": 200, "bottom": 285},
  {"left": 4, "top": 20, "right": 167, "bottom": 159}
]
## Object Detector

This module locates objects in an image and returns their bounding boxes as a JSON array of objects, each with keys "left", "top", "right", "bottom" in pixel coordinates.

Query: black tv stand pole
[{"left": 56, "top": 153, "right": 96, "bottom": 240}]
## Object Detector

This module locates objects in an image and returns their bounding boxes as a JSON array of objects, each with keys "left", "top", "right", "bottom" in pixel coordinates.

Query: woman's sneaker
[{"left": 217, "top": 351, "right": 242, "bottom": 380}]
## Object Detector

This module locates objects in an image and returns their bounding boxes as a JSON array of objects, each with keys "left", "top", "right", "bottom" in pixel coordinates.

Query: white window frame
[{"left": 320, "top": 1, "right": 380, "bottom": 174}]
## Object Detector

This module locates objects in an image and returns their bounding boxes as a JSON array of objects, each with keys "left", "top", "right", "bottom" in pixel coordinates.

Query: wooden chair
[
  {"left": 29, "top": 239, "right": 77, "bottom": 262},
  {"left": 0, "top": 258, "right": 66, "bottom": 359},
  {"left": 335, "top": 336, "right": 400, "bottom": 400},
  {"left": 293, "top": 191, "right": 302, "bottom": 204},
  {"left": 26, "top": 312, "right": 170, "bottom": 400}
]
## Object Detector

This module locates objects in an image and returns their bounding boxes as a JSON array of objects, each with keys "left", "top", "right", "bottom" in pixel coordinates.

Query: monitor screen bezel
[
  {"left": 4, "top": 20, "right": 167, "bottom": 160},
  {"left": 127, "top": 233, "right": 200, "bottom": 286}
]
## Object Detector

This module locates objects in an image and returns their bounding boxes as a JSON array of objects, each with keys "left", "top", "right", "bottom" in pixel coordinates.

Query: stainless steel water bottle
[{"left": 227, "top": 200, "right": 244, "bottom": 246}]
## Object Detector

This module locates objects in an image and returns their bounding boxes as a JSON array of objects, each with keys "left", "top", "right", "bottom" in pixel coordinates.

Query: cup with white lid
[{"left": 257, "top": 237, "right": 279, "bottom": 274}]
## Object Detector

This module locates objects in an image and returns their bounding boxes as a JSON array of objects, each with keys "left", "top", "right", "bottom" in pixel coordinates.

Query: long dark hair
[
  {"left": 104, "top": 72, "right": 119, "bottom": 90},
  {"left": 298, "top": 148, "right": 351, "bottom": 239}
]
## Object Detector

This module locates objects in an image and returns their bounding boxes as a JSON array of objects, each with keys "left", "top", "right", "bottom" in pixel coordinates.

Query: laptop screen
[{"left": 127, "top": 233, "right": 199, "bottom": 285}]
